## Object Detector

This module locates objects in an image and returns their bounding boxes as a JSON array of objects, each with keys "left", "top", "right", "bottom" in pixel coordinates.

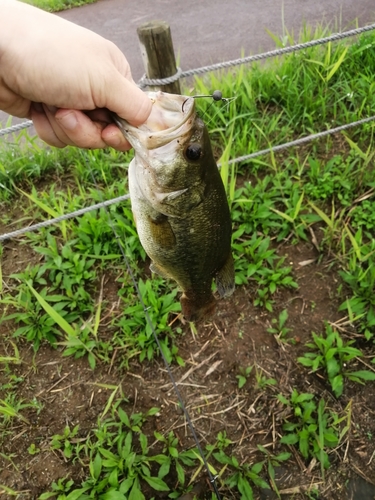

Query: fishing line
[
  {"left": 182, "top": 89, "right": 235, "bottom": 116},
  {"left": 85, "top": 159, "right": 222, "bottom": 500},
  {"left": 186, "top": 90, "right": 236, "bottom": 128}
]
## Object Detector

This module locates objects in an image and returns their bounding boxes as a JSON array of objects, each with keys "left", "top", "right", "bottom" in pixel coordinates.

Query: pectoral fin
[
  {"left": 155, "top": 184, "right": 205, "bottom": 216},
  {"left": 150, "top": 261, "right": 170, "bottom": 279},
  {"left": 154, "top": 188, "right": 188, "bottom": 204},
  {"left": 215, "top": 253, "right": 235, "bottom": 298},
  {"left": 148, "top": 213, "right": 176, "bottom": 248}
]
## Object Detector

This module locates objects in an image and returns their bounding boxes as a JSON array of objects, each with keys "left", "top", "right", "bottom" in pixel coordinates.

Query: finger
[
  {"left": 101, "top": 123, "right": 132, "bottom": 151},
  {"left": 43, "top": 104, "right": 75, "bottom": 146},
  {"left": 0, "top": 88, "right": 31, "bottom": 118},
  {"left": 80, "top": 109, "right": 132, "bottom": 150},
  {"left": 31, "top": 103, "right": 66, "bottom": 147},
  {"left": 55, "top": 108, "right": 109, "bottom": 149},
  {"left": 85, "top": 108, "right": 112, "bottom": 123},
  {"left": 33, "top": 104, "right": 132, "bottom": 150},
  {"left": 104, "top": 72, "right": 152, "bottom": 126}
]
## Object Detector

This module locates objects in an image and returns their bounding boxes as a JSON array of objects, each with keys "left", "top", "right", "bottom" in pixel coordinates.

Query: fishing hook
[{"left": 181, "top": 89, "right": 234, "bottom": 113}]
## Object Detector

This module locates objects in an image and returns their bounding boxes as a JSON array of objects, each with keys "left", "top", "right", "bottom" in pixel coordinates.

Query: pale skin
[{"left": 0, "top": 0, "right": 152, "bottom": 150}]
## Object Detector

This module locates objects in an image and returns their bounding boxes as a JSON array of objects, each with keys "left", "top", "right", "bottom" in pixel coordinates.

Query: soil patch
[{"left": 1, "top": 234, "right": 375, "bottom": 499}]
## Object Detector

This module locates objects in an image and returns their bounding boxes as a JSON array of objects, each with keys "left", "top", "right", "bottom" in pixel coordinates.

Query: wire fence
[
  {"left": 139, "top": 22, "right": 375, "bottom": 86},
  {"left": 0, "top": 21, "right": 374, "bottom": 242},
  {"left": 2, "top": 112, "right": 375, "bottom": 242},
  {"left": 1, "top": 22, "right": 375, "bottom": 138}
]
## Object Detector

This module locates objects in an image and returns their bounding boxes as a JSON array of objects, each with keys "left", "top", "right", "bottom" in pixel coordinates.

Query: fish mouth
[{"left": 113, "top": 91, "right": 195, "bottom": 152}]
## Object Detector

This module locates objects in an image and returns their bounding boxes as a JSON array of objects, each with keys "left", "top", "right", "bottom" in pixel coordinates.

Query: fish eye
[{"left": 185, "top": 143, "right": 202, "bottom": 161}]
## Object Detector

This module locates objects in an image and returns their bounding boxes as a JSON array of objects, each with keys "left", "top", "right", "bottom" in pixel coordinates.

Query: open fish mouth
[{"left": 113, "top": 91, "right": 195, "bottom": 151}]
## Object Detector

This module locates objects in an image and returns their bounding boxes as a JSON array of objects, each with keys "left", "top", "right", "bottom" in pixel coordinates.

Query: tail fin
[{"left": 180, "top": 293, "right": 216, "bottom": 323}]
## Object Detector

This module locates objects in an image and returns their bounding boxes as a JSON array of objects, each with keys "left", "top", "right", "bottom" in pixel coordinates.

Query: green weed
[
  {"left": 51, "top": 425, "right": 80, "bottom": 459},
  {"left": 267, "top": 309, "right": 292, "bottom": 341},
  {"left": 254, "top": 367, "right": 277, "bottom": 391},
  {"left": 27, "top": 443, "right": 41, "bottom": 455},
  {"left": 257, "top": 445, "right": 291, "bottom": 499},
  {"left": 338, "top": 228, "right": 375, "bottom": 340},
  {"left": 303, "top": 154, "right": 360, "bottom": 206},
  {"left": 0, "top": 341, "right": 20, "bottom": 366},
  {"left": 0, "top": 244, "right": 3, "bottom": 295},
  {"left": 154, "top": 431, "right": 201, "bottom": 488},
  {"left": 34, "top": 234, "right": 96, "bottom": 309},
  {"left": 297, "top": 324, "right": 375, "bottom": 397},
  {"left": 277, "top": 391, "right": 339, "bottom": 470},
  {"left": 1, "top": 284, "right": 67, "bottom": 350},
  {"left": 236, "top": 366, "right": 253, "bottom": 389},
  {"left": 24, "top": 0, "right": 98, "bottom": 13},
  {"left": 0, "top": 393, "right": 42, "bottom": 425},
  {"left": 213, "top": 449, "right": 270, "bottom": 499},
  {"left": 115, "top": 278, "right": 182, "bottom": 364},
  {"left": 233, "top": 230, "right": 297, "bottom": 311},
  {"left": 43, "top": 405, "right": 173, "bottom": 499}
]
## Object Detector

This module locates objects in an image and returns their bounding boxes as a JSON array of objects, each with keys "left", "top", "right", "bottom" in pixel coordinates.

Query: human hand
[{"left": 0, "top": 0, "right": 152, "bottom": 150}]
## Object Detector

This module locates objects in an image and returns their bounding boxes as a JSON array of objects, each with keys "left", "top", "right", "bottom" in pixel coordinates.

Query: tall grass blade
[
  {"left": 26, "top": 281, "right": 75, "bottom": 336},
  {"left": 326, "top": 47, "right": 348, "bottom": 82}
]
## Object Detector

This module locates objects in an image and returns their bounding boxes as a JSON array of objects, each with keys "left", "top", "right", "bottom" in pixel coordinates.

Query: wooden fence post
[{"left": 137, "top": 21, "right": 181, "bottom": 95}]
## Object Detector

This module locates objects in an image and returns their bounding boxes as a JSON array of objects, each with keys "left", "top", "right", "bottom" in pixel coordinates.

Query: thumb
[{"left": 105, "top": 72, "right": 152, "bottom": 126}]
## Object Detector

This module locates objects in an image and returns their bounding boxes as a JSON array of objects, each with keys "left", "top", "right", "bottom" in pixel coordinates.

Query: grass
[
  {"left": 1, "top": 26, "right": 375, "bottom": 499},
  {"left": 23, "top": 0, "right": 97, "bottom": 12}
]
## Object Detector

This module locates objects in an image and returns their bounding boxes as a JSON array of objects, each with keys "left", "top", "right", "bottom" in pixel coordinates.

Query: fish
[{"left": 114, "top": 91, "right": 234, "bottom": 322}]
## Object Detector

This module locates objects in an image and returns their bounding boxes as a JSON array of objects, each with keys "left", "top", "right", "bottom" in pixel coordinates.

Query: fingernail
[
  {"left": 110, "top": 133, "right": 121, "bottom": 146},
  {"left": 58, "top": 111, "right": 78, "bottom": 131}
]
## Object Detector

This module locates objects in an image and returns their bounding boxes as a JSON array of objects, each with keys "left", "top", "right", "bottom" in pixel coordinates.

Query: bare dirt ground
[{"left": 1, "top": 222, "right": 375, "bottom": 499}]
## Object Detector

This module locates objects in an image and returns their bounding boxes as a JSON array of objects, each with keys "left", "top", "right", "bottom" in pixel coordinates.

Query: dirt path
[{"left": 1, "top": 0, "right": 374, "bottom": 129}]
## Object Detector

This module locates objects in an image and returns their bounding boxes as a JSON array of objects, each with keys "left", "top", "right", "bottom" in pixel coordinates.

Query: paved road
[
  {"left": 1, "top": 0, "right": 375, "bottom": 130},
  {"left": 58, "top": 0, "right": 375, "bottom": 81}
]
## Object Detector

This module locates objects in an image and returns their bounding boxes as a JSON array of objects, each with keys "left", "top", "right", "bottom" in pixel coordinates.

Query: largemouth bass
[{"left": 115, "top": 91, "right": 234, "bottom": 322}]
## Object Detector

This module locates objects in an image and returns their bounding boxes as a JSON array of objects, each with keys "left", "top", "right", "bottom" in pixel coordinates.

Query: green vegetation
[
  {"left": 298, "top": 323, "right": 375, "bottom": 397},
  {"left": 236, "top": 365, "right": 253, "bottom": 389},
  {"left": 277, "top": 391, "right": 342, "bottom": 472},
  {"left": 23, "top": 0, "right": 97, "bottom": 12},
  {"left": 267, "top": 309, "right": 292, "bottom": 341},
  {"left": 1, "top": 26, "right": 375, "bottom": 499}
]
